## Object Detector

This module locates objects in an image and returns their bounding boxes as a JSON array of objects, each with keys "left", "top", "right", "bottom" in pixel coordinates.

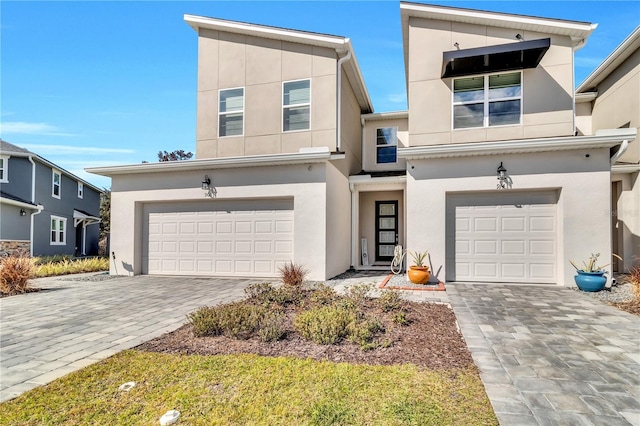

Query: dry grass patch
[{"left": 611, "top": 267, "right": 640, "bottom": 316}]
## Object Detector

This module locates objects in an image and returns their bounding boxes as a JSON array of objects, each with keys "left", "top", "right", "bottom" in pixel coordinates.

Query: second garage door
[
  {"left": 143, "top": 199, "right": 293, "bottom": 277},
  {"left": 446, "top": 191, "right": 557, "bottom": 283}
]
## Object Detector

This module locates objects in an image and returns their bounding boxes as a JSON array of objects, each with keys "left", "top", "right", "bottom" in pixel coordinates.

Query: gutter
[
  {"left": 29, "top": 205, "right": 44, "bottom": 257},
  {"left": 610, "top": 140, "right": 629, "bottom": 165},
  {"left": 336, "top": 48, "right": 352, "bottom": 153}
]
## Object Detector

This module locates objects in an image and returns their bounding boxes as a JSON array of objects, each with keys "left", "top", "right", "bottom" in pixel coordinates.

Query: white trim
[
  {"left": 375, "top": 126, "right": 399, "bottom": 165},
  {"left": 77, "top": 182, "right": 84, "bottom": 199},
  {"left": 51, "top": 169, "right": 61, "bottom": 199},
  {"left": 282, "top": 78, "right": 311, "bottom": 133},
  {"left": 452, "top": 71, "right": 522, "bottom": 130},
  {"left": 218, "top": 86, "right": 245, "bottom": 138},
  {"left": 577, "top": 26, "right": 640, "bottom": 92},
  {"left": 612, "top": 164, "right": 640, "bottom": 174},
  {"left": 86, "top": 149, "right": 331, "bottom": 176},
  {"left": 362, "top": 111, "right": 408, "bottom": 121},
  {"left": 0, "top": 197, "right": 42, "bottom": 211},
  {"left": 398, "top": 129, "right": 638, "bottom": 160},
  {"left": 50, "top": 215, "right": 67, "bottom": 245},
  {"left": 0, "top": 155, "right": 9, "bottom": 183}
]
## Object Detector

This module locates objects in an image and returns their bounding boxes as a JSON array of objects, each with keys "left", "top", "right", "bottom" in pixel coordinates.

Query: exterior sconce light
[
  {"left": 201, "top": 175, "right": 211, "bottom": 190},
  {"left": 515, "top": 33, "right": 523, "bottom": 41},
  {"left": 497, "top": 162, "right": 508, "bottom": 189},
  {"left": 20, "top": 209, "right": 27, "bottom": 216}
]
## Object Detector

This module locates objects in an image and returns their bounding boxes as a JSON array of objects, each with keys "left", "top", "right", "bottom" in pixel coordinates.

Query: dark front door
[{"left": 375, "top": 201, "right": 398, "bottom": 262}]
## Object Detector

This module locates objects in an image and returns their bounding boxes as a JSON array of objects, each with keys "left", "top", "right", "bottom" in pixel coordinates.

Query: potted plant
[
  {"left": 570, "top": 253, "right": 611, "bottom": 292},
  {"left": 408, "top": 250, "right": 431, "bottom": 284}
]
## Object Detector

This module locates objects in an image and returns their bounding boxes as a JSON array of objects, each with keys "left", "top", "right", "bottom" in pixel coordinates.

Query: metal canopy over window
[{"left": 442, "top": 38, "right": 551, "bottom": 78}]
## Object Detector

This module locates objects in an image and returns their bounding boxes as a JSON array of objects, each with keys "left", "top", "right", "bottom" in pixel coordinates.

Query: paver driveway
[
  {"left": 448, "top": 283, "right": 640, "bottom": 426},
  {"left": 0, "top": 274, "right": 257, "bottom": 402}
]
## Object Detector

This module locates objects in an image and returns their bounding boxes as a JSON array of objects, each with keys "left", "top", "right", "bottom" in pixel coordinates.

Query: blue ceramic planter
[{"left": 574, "top": 270, "right": 607, "bottom": 292}]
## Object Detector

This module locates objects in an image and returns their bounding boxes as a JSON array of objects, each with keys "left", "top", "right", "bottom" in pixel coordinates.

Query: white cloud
[
  {"left": 20, "top": 144, "right": 135, "bottom": 156},
  {"left": 386, "top": 93, "right": 407, "bottom": 104},
  {"left": 0, "top": 121, "right": 76, "bottom": 136}
]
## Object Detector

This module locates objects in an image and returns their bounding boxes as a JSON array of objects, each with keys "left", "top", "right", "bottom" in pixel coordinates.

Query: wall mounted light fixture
[
  {"left": 515, "top": 33, "right": 523, "bottom": 40},
  {"left": 201, "top": 175, "right": 211, "bottom": 190},
  {"left": 20, "top": 209, "right": 27, "bottom": 216},
  {"left": 497, "top": 162, "right": 509, "bottom": 189}
]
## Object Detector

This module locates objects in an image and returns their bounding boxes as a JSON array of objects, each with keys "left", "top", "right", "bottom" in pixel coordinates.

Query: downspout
[
  {"left": 336, "top": 48, "right": 352, "bottom": 153},
  {"left": 349, "top": 181, "right": 357, "bottom": 270},
  {"left": 29, "top": 206, "right": 44, "bottom": 257},
  {"left": 610, "top": 140, "right": 629, "bottom": 165},
  {"left": 28, "top": 155, "right": 39, "bottom": 257}
]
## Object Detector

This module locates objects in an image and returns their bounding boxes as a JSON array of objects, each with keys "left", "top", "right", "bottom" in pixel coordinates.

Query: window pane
[
  {"left": 283, "top": 106, "right": 310, "bottom": 131},
  {"left": 454, "top": 103, "right": 484, "bottom": 128},
  {"left": 489, "top": 100, "right": 521, "bottom": 126},
  {"left": 284, "top": 80, "right": 310, "bottom": 106},
  {"left": 54, "top": 173, "right": 60, "bottom": 184},
  {"left": 376, "top": 128, "right": 397, "bottom": 146},
  {"left": 454, "top": 77, "right": 484, "bottom": 102},
  {"left": 52, "top": 230, "right": 56, "bottom": 242},
  {"left": 54, "top": 185, "right": 60, "bottom": 196},
  {"left": 379, "top": 218, "right": 395, "bottom": 229},
  {"left": 379, "top": 231, "right": 395, "bottom": 243},
  {"left": 219, "top": 89, "right": 243, "bottom": 113},
  {"left": 219, "top": 112, "right": 243, "bottom": 136},
  {"left": 51, "top": 219, "right": 56, "bottom": 231},
  {"left": 489, "top": 73, "right": 521, "bottom": 99},
  {"left": 377, "top": 146, "right": 397, "bottom": 163},
  {"left": 379, "top": 204, "right": 395, "bottom": 215}
]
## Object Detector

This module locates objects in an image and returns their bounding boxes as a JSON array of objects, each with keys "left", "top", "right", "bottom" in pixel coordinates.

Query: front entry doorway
[{"left": 375, "top": 201, "right": 398, "bottom": 262}]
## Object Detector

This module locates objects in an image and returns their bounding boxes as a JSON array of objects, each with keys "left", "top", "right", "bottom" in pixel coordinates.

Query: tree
[
  {"left": 99, "top": 188, "right": 110, "bottom": 240},
  {"left": 158, "top": 150, "right": 193, "bottom": 162}
]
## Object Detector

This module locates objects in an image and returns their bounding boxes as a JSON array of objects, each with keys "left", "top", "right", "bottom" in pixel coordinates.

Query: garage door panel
[
  {"left": 145, "top": 201, "right": 294, "bottom": 277},
  {"left": 448, "top": 192, "right": 557, "bottom": 283}
]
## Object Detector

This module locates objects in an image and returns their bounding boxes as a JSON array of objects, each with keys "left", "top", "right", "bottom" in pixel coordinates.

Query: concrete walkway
[
  {"left": 448, "top": 283, "right": 640, "bottom": 426},
  {"left": 0, "top": 274, "right": 258, "bottom": 402}
]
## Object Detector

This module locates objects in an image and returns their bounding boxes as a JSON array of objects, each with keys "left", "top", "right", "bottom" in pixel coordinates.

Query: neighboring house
[
  {"left": 0, "top": 140, "right": 102, "bottom": 257},
  {"left": 575, "top": 26, "right": 640, "bottom": 273},
  {"left": 88, "top": 2, "right": 637, "bottom": 287}
]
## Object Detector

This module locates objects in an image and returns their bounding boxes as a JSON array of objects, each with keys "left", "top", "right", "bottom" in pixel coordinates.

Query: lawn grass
[
  {"left": 31, "top": 256, "right": 109, "bottom": 278},
  {"left": 0, "top": 351, "right": 498, "bottom": 425}
]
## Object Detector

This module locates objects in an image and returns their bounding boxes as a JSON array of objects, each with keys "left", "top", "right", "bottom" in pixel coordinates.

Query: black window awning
[{"left": 442, "top": 38, "right": 551, "bottom": 78}]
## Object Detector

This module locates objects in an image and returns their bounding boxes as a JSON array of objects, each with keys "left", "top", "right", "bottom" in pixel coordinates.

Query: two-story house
[
  {"left": 88, "top": 2, "right": 637, "bottom": 287},
  {"left": 0, "top": 140, "right": 102, "bottom": 257}
]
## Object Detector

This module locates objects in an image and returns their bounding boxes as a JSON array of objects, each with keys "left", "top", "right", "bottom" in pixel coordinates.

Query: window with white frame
[
  {"left": 283, "top": 79, "right": 311, "bottom": 132},
  {"left": 50, "top": 216, "right": 66, "bottom": 245},
  {"left": 0, "top": 156, "right": 8, "bottom": 183},
  {"left": 52, "top": 170, "right": 61, "bottom": 198},
  {"left": 376, "top": 127, "right": 398, "bottom": 164},
  {"left": 77, "top": 182, "right": 84, "bottom": 198},
  {"left": 219, "top": 87, "right": 244, "bottom": 137},
  {"left": 453, "top": 72, "right": 521, "bottom": 129}
]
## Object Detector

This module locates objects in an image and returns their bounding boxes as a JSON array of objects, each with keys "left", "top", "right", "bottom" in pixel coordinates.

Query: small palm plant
[
  {"left": 409, "top": 250, "right": 429, "bottom": 268},
  {"left": 570, "top": 253, "right": 620, "bottom": 272}
]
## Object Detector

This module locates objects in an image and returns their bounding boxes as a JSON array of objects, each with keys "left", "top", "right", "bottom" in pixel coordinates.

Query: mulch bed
[{"left": 136, "top": 299, "right": 474, "bottom": 370}]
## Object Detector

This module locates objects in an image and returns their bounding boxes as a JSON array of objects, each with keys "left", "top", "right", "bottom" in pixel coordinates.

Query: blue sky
[{"left": 2, "top": 1, "right": 638, "bottom": 189}]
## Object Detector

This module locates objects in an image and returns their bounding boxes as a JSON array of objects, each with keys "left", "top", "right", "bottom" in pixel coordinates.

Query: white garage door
[
  {"left": 447, "top": 192, "right": 557, "bottom": 283},
  {"left": 144, "top": 200, "right": 293, "bottom": 277}
]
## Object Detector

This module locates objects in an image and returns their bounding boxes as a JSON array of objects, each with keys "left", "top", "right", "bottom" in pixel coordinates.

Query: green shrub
[
  {"left": 279, "top": 261, "right": 308, "bottom": 288},
  {"left": 377, "top": 290, "right": 402, "bottom": 312},
  {"left": 309, "top": 284, "right": 338, "bottom": 306},
  {"left": 32, "top": 254, "right": 73, "bottom": 265},
  {"left": 294, "top": 306, "right": 354, "bottom": 344},
  {"left": 258, "top": 312, "right": 287, "bottom": 342},
  {"left": 188, "top": 302, "right": 267, "bottom": 339},
  {"left": 31, "top": 256, "right": 109, "bottom": 277},
  {"left": 347, "top": 317, "right": 383, "bottom": 350},
  {"left": 0, "top": 255, "right": 33, "bottom": 294},
  {"left": 344, "top": 283, "right": 373, "bottom": 308},
  {"left": 391, "top": 311, "right": 410, "bottom": 326}
]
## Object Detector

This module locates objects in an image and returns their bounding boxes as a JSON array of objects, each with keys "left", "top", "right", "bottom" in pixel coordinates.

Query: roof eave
[
  {"left": 398, "top": 129, "right": 637, "bottom": 160},
  {"left": 86, "top": 150, "right": 333, "bottom": 177}
]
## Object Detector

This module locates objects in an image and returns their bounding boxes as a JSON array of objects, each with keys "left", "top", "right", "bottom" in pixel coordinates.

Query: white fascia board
[
  {"left": 575, "top": 92, "right": 597, "bottom": 103},
  {"left": 184, "top": 14, "right": 349, "bottom": 51},
  {"left": 400, "top": 2, "right": 596, "bottom": 40},
  {"left": 577, "top": 26, "right": 640, "bottom": 92},
  {"left": 86, "top": 151, "right": 332, "bottom": 177},
  {"left": 362, "top": 111, "right": 409, "bottom": 121},
  {"left": 342, "top": 39, "right": 374, "bottom": 112},
  {"left": 0, "top": 197, "right": 43, "bottom": 211},
  {"left": 398, "top": 130, "right": 637, "bottom": 160},
  {"left": 348, "top": 174, "right": 407, "bottom": 185}
]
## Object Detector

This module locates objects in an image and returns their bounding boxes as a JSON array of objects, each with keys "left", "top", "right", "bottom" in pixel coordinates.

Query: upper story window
[
  {"left": 77, "top": 182, "right": 84, "bottom": 198},
  {"left": 453, "top": 72, "right": 521, "bottom": 129},
  {"left": 283, "top": 79, "right": 311, "bottom": 132},
  {"left": 0, "top": 156, "right": 8, "bottom": 183},
  {"left": 376, "top": 127, "right": 398, "bottom": 164},
  {"left": 219, "top": 87, "right": 244, "bottom": 137},
  {"left": 50, "top": 215, "right": 66, "bottom": 245},
  {"left": 52, "top": 169, "right": 61, "bottom": 199}
]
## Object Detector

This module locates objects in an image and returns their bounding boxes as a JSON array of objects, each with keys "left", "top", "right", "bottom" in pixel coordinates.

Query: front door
[{"left": 375, "top": 201, "right": 398, "bottom": 262}]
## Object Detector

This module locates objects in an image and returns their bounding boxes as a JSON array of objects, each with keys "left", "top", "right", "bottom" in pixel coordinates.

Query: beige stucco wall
[
  {"left": 591, "top": 48, "right": 640, "bottom": 164},
  {"left": 575, "top": 101, "right": 593, "bottom": 136},
  {"left": 108, "top": 163, "right": 334, "bottom": 281},
  {"left": 195, "top": 29, "right": 338, "bottom": 159},
  {"left": 339, "top": 68, "right": 364, "bottom": 176},
  {"left": 358, "top": 190, "right": 404, "bottom": 266},
  {"left": 612, "top": 171, "right": 640, "bottom": 270},
  {"left": 405, "top": 149, "right": 612, "bottom": 287},
  {"left": 362, "top": 117, "right": 408, "bottom": 171},
  {"left": 407, "top": 17, "right": 575, "bottom": 146},
  {"left": 325, "top": 162, "right": 352, "bottom": 278}
]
